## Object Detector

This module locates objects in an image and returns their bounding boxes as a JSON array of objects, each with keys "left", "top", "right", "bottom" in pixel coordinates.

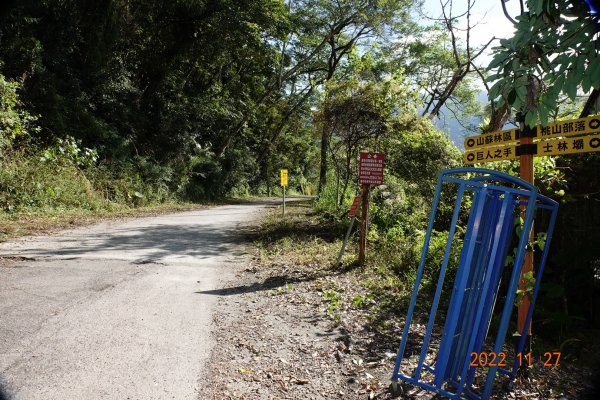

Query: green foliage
[
  {"left": 486, "top": 0, "right": 600, "bottom": 126},
  {"left": 322, "top": 289, "right": 342, "bottom": 320},
  {"left": 352, "top": 293, "right": 374, "bottom": 308},
  {"left": 516, "top": 270, "right": 536, "bottom": 307},
  {"left": 0, "top": 150, "right": 103, "bottom": 212},
  {"left": 384, "top": 117, "right": 462, "bottom": 199},
  {"left": 0, "top": 147, "right": 180, "bottom": 213},
  {"left": 399, "top": 23, "right": 484, "bottom": 124},
  {"left": 40, "top": 137, "right": 98, "bottom": 169},
  {"left": 314, "top": 170, "right": 357, "bottom": 215},
  {"left": 0, "top": 75, "right": 39, "bottom": 148}
]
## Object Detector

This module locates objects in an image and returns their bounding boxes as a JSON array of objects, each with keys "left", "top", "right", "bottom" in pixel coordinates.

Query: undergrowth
[
  {"left": 253, "top": 198, "right": 600, "bottom": 384},
  {"left": 0, "top": 145, "right": 208, "bottom": 241}
]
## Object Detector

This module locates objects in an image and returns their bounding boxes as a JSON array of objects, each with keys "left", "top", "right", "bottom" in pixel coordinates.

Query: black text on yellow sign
[
  {"left": 463, "top": 115, "right": 600, "bottom": 150},
  {"left": 464, "top": 128, "right": 518, "bottom": 150},
  {"left": 536, "top": 135, "right": 600, "bottom": 157},
  {"left": 464, "top": 134, "right": 600, "bottom": 164},
  {"left": 464, "top": 144, "right": 519, "bottom": 164},
  {"left": 537, "top": 115, "right": 600, "bottom": 140},
  {"left": 280, "top": 169, "right": 288, "bottom": 187}
]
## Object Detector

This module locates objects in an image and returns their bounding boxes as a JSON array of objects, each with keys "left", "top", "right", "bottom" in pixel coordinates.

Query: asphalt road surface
[{"left": 0, "top": 201, "right": 281, "bottom": 399}]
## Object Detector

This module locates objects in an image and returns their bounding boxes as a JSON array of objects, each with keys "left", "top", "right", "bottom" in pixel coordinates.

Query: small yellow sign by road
[
  {"left": 280, "top": 169, "right": 288, "bottom": 187},
  {"left": 464, "top": 143, "right": 519, "bottom": 165}
]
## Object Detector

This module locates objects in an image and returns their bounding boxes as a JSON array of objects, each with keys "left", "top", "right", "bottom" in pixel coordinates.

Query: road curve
[{"left": 0, "top": 201, "right": 276, "bottom": 400}]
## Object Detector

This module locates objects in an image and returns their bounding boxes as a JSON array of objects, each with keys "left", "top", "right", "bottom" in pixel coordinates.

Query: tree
[
  {"left": 246, "top": 0, "right": 417, "bottom": 194},
  {"left": 316, "top": 68, "right": 411, "bottom": 205},
  {"left": 486, "top": 0, "right": 600, "bottom": 127},
  {"left": 0, "top": 74, "right": 38, "bottom": 150},
  {"left": 484, "top": 0, "right": 600, "bottom": 335}
]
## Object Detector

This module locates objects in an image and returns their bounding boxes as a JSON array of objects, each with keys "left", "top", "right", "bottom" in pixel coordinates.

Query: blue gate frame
[{"left": 391, "top": 168, "right": 559, "bottom": 399}]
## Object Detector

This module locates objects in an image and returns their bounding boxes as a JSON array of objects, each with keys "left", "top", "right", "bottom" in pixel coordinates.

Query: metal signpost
[
  {"left": 463, "top": 114, "right": 600, "bottom": 350},
  {"left": 357, "top": 152, "right": 384, "bottom": 268},
  {"left": 280, "top": 169, "right": 288, "bottom": 216},
  {"left": 337, "top": 196, "right": 361, "bottom": 265},
  {"left": 348, "top": 196, "right": 360, "bottom": 218}
]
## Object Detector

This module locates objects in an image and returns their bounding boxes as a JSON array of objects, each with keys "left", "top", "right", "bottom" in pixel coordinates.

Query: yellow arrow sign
[
  {"left": 464, "top": 134, "right": 600, "bottom": 164},
  {"left": 280, "top": 169, "right": 288, "bottom": 187},
  {"left": 464, "top": 128, "right": 518, "bottom": 150},
  {"left": 536, "top": 134, "right": 600, "bottom": 157},
  {"left": 538, "top": 115, "right": 600, "bottom": 140},
  {"left": 464, "top": 144, "right": 519, "bottom": 164},
  {"left": 464, "top": 115, "right": 600, "bottom": 151}
]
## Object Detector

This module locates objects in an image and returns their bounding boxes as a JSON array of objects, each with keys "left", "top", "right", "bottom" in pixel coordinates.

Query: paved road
[{"left": 0, "top": 201, "right": 279, "bottom": 400}]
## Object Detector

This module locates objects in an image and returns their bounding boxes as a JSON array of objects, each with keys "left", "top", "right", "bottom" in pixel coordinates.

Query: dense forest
[{"left": 0, "top": 0, "right": 599, "bottom": 355}]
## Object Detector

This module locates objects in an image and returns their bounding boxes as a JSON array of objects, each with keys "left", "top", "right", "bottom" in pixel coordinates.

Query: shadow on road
[
  {"left": 195, "top": 273, "right": 317, "bottom": 296},
  {"left": 0, "top": 199, "right": 318, "bottom": 263},
  {"left": 1, "top": 221, "right": 255, "bottom": 262},
  {"left": 0, "top": 383, "right": 11, "bottom": 400}
]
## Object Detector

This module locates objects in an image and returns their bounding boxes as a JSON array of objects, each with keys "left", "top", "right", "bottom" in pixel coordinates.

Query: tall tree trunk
[
  {"left": 318, "top": 128, "right": 330, "bottom": 195},
  {"left": 580, "top": 89, "right": 599, "bottom": 118},
  {"left": 339, "top": 147, "right": 352, "bottom": 207}
]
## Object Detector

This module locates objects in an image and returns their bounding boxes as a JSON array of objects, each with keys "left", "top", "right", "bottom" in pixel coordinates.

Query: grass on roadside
[
  {"left": 251, "top": 200, "right": 414, "bottom": 341},
  {"left": 251, "top": 199, "right": 599, "bottom": 399},
  {"left": 0, "top": 201, "right": 215, "bottom": 242}
]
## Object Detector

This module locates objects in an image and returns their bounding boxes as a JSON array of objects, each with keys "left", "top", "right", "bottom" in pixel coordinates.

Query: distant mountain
[{"left": 432, "top": 91, "right": 488, "bottom": 150}]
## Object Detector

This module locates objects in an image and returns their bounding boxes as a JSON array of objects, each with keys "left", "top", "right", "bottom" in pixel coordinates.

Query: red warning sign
[
  {"left": 358, "top": 152, "right": 384, "bottom": 185},
  {"left": 348, "top": 196, "right": 360, "bottom": 217}
]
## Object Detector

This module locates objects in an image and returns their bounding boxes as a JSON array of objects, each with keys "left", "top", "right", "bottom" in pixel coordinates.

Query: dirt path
[
  {"left": 0, "top": 202, "right": 280, "bottom": 400},
  {"left": 199, "top": 238, "right": 398, "bottom": 400},
  {"left": 200, "top": 204, "right": 596, "bottom": 400}
]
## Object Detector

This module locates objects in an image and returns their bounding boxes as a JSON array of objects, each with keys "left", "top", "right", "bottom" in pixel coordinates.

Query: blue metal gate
[{"left": 391, "top": 168, "right": 559, "bottom": 399}]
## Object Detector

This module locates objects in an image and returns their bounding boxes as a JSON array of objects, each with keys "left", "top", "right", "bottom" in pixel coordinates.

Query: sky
[
  {"left": 418, "top": 1, "right": 522, "bottom": 146},
  {"left": 420, "top": 0, "right": 519, "bottom": 65}
]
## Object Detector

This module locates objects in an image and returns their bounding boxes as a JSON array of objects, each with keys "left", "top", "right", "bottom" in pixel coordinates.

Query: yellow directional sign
[
  {"left": 536, "top": 134, "right": 600, "bottom": 157},
  {"left": 464, "top": 128, "right": 518, "bottom": 150},
  {"left": 464, "top": 134, "right": 600, "bottom": 164},
  {"left": 463, "top": 115, "right": 600, "bottom": 151},
  {"left": 464, "top": 144, "right": 518, "bottom": 165},
  {"left": 280, "top": 169, "right": 288, "bottom": 187},
  {"left": 537, "top": 115, "right": 600, "bottom": 141}
]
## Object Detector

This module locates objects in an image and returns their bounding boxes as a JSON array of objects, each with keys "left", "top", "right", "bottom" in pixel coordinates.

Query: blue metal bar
[
  {"left": 448, "top": 192, "right": 501, "bottom": 385},
  {"left": 393, "top": 169, "right": 558, "bottom": 400},
  {"left": 457, "top": 192, "right": 514, "bottom": 395},
  {"left": 392, "top": 175, "right": 448, "bottom": 379},
  {"left": 443, "top": 177, "right": 533, "bottom": 198},
  {"left": 414, "top": 184, "right": 467, "bottom": 381},
  {"left": 482, "top": 192, "right": 538, "bottom": 399},
  {"left": 395, "top": 373, "right": 464, "bottom": 400},
  {"left": 464, "top": 193, "right": 517, "bottom": 390},
  {"left": 441, "top": 168, "right": 537, "bottom": 192},
  {"left": 511, "top": 197, "right": 559, "bottom": 375},
  {"left": 434, "top": 186, "right": 489, "bottom": 386}
]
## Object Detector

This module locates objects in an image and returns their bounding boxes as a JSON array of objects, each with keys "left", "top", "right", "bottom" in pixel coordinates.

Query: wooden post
[
  {"left": 518, "top": 117, "right": 534, "bottom": 351},
  {"left": 283, "top": 186, "right": 286, "bottom": 216},
  {"left": 337, "top": 216, "right": 357, "bottom": 265},
  {"left": 358, "top": 184, "right": 369, "bottom": 269}
]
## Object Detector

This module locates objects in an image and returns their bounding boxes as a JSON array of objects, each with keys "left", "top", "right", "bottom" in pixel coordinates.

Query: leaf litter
[{"left": 200, "top": 207, "right": 596, "bottom": 400}]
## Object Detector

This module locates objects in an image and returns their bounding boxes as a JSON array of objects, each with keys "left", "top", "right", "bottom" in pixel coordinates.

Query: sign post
[
  {"left": 463, "top": 114, "right": 600, "bottom": 350},
  {"left": 337, "top": 196, "right": 361, "bottom": 265},
  {"left": 280, "top": 169, "right": 288, "bottom": 216},
  {"left": 518, "top": 120, "right": 535, "bottom": 344},
  {"left": 358, "top": 152, "right": 384, "bottom": 269}
]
